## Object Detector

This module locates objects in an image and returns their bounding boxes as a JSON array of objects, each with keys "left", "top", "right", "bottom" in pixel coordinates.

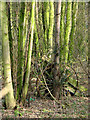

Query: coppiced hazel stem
[{"left": 1, "top": 2, "right": 16, "bottom": 109}]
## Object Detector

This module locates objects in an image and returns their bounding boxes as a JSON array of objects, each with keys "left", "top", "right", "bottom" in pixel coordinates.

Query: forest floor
[{"left": 1, "top": 96, "right": 89, "bottom": 119}]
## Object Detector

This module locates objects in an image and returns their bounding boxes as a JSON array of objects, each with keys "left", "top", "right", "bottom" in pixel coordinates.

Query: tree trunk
[
  {"left": 11, "top": 2, "right": 19, "bottom": 99},
  {"left": 53, "top": 1, "right": 61, "bottom": 100},
  {"left": 43, "top": 2, "right": 49, "bottom": 52},
  {"left": 1, "top": 2, "right": 16, "bottom": 109},
  {"left": 68, "top": 2, "right": 78, "bottom": 62},
  {"left": 64, "top": 2, "right": 72, "bottom": 64},
  {"left": 21, "top": 2, "right": 35, "bottom": 104},
  {"left": 6, "top": 2, "right": 13, "bottom": 76},
  {"left": 48, "top": 1, "right": 54, "bottom": 59},
  {"left": 60, "top": 2, "right": 66, "bottom": 63},
  {"left": 38, "top": 3, "right": 45, "bottom": 56},
  {"left": 0, "top": 2, "right": 2, "bottom": 112},
  {"left": 17, "top": 2, "right": 25, "bottom": 100}
]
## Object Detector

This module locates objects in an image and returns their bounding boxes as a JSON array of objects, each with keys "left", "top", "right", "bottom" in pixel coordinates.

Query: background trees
[{"left": 0, "top": 1, "right": 88, "bottom": 109}]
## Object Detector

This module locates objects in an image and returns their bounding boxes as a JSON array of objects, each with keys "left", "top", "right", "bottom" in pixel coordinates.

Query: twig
[{"left": 40, "top": 67, "right": 61, "bottom": 105}]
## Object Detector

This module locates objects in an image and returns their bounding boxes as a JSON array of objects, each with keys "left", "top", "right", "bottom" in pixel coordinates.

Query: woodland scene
[{"left": 0, "top": 0, "right": 89, "bottom": 119}]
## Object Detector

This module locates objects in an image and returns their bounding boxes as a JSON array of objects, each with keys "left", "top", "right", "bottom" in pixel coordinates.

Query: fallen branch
[
  {"left": 0, "top": 83, "right": 11, "bottom": 99},
  {"left": 40, "top": 67, "right": 61, "bottom": 105},
  {"left": 68, "top": 82, "right": 79, "bottom": 90}
]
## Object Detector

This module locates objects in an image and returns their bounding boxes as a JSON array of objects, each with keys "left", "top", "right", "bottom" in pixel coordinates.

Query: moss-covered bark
[
  {"left": 64, "top": 2, "right": 72, "bottom": 64},
  {"left": 6, "top": 2, "right": 13, "bottom": 74},
  {"left": 43, "top": 2, "right": 49, "bottom": 52},
  {"left": 60, "top": 2, "right": 66, "bottom": 62},
  {"left": 11, "top": 2, "right": 19, "bottom": 99},
  {"left": 17, "top": 2, "right": 25, "bottom": 100},
  {"left": 34, "top": 21, "right": 39, "bottom": 57},
  {"left": 1, "top": 2, "right": 16, "bottom": 109},
  {"left": 36, "top": 3, "right": 45, "bottom": 56},
  {"left": 68, "top": 2, "right": 78, "bottom": 62},
  {"left": 48, "top": 2, "right": 54, "bottom": 58},
  {"left": 21, "top": 2, "right": 35, "bottom": 103}
]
